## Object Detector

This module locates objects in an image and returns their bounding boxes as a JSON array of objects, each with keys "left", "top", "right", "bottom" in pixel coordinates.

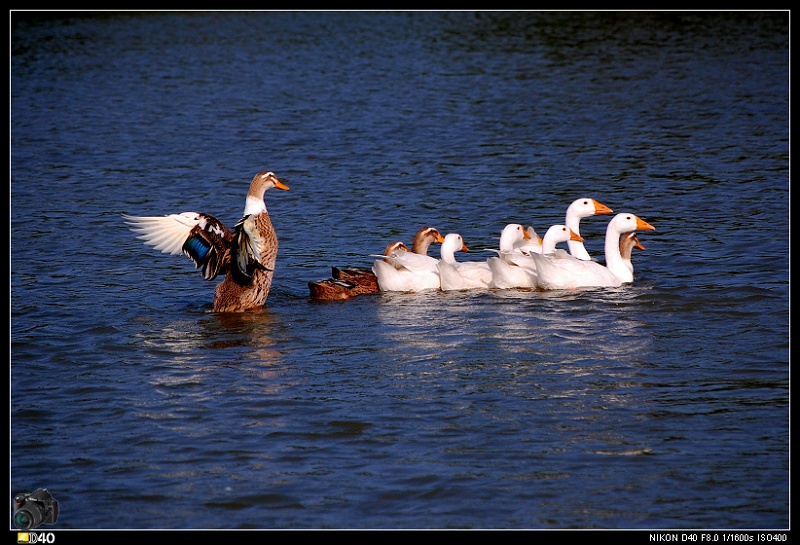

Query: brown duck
[
  {"left": 308, "top": 241, "right": 409, "bottom": 301},
  {"left": 124, "top": 171, "right": 290, "bottom": 312}
]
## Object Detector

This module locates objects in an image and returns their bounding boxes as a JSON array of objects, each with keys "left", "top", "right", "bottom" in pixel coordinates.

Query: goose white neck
[
  {"left": 565, "top": 206, "right": 590, "bottom": 260},
  {"left": 440, "top": 235, "right": 462, "bottom": 264},
  {"left": 541, "top": 225, "right": 572, "bottom": 254},
  {"left": 603, "top": 220, "right": 625, "bottom": 273}
]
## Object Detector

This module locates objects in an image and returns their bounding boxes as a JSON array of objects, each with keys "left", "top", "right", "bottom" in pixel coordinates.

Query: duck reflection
[
  {"left": 137, "top": 308, "right": 287, "bottom": 385},
  {"left": 202, "top": 310, "right": 286, "bottom": 374}
]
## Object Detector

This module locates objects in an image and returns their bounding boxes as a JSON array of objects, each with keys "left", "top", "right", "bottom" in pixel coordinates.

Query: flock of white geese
[
  {"left": 122, "top": 170, "right": 656, "bottom": 310},
  {"left": 311, "top": 197, "right": 655, "bottom": 300}
]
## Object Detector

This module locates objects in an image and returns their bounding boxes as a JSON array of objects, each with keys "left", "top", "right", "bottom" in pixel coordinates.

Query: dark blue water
[{"left": 11, "top": 11, "right": 789, "bottom": 530}]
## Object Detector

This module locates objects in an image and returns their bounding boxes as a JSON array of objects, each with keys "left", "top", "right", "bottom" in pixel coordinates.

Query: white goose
[
  {"left": 513, "top": 226, "right": 543, "bottom": 255},
  {"left": 490, "top": 224, "right": 585, "bottom": 288},
  {"left": 437, "top": 233, "right": 493, "bottom": 291},
  {"left": 530, "top": 213, "right": 655, "bottom": 290},
  {"left": 564, "top": 197, "right": 614, "bottom": 261},
  {"left": 486, "top": 224, "right": 538, "bottom": 289},
  {"left": 372, "top": 226, "right": 445, "bottom": 292},
  {"left": 540, "top": 224, "right": 585, "bottom": 256}
]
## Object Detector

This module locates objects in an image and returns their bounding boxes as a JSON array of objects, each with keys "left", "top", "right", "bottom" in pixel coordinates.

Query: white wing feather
[{"left": 123, "top": 212, "right": 203, "bottom": 255}]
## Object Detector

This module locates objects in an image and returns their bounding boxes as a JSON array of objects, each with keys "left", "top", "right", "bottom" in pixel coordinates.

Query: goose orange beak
[
  {"left": 593, "top": 200, "right": 613, "bottom": 215},
  {"left": 569, "top": 229, "right": 584, "bottom": 242},
  {"left": 275, "top": 180, "right": 290, "bottom": 191},
  {"left": 636, "top": 216, "right": 655, "bottom": 231}
]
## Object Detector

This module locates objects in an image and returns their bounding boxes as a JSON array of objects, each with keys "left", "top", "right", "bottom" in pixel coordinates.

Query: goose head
[
  {"left": 525, "top": 226, "right": 543, "bottom": 245},
  {"left": 566, "top": 198, "right": 614, "bottom": 221},
  {"left": 440, "top": 233, "right": 470, "bottom": 263},
  {"left": 541, "top": 224, "right": 584, "bottom": 254},
  {"left": 411, "top": 226, "right": 445, "bottom": 255},
  {"left": 606, "top": 213, "right": 656, "bottom": 237},
  {"left": 381, "top": 241, "right": 411, "bottom": 265},
  {"left": 498, "top": 223, "right": 529, "bottom": 253},
  {"left": 384, "top": 240, "right": 410, "bottom": 256}
]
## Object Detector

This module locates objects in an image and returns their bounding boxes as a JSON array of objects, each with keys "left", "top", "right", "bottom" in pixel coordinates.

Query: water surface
[{"left": 10, "top": 11, "right": 789, "bottom": 529}]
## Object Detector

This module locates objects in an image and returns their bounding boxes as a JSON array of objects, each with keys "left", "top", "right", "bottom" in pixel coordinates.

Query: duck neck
[{"left": 243, "top": 195, "right": 267, "bottom": 216}]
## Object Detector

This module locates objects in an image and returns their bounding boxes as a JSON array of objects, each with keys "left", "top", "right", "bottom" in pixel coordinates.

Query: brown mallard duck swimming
[
  {"left": 124, "top": 171, "right": 289, "bottom": 312},
  {"left": 309, "top": 241, "right": 409, "bottom": 301}
]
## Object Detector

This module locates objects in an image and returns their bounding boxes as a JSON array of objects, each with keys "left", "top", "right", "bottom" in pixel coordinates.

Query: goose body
[
  {"left": 531, "top": 213, "right": 655, "bottom": 290},
  {"left": 437, "top": 233, "right": 493, "bottom": 291},
  {"left": 124, "top": 171, "right": 289, "bottom": 312},
  {"left": 372, "top": 227, "right": 445, "bottom": 292},
  {"left": 521, "top": 223, "right": 586, "bottom": 285},
  {"left": 486, "top": 224, "right": 538, "bottom": 289}
]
